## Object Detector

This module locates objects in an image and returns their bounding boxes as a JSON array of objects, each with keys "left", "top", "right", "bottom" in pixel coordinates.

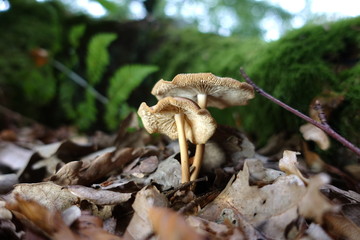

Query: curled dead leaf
[
  {"left": 300, "top": 123, "right": 330, "bottom": 150},
  {"left": 279, "top": 150, "right": 309, "bottom": 184},
  {"left": 149, "top": 207, "right": 204, "bottom": 240},
  {"left": 124, "top": 186, "right": 168, "bottom": 240}
]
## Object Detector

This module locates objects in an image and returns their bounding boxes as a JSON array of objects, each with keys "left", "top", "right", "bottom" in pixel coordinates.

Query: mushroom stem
[
  {"left": 190, "top": 143, "right": 205, "bottom": 181},
  {"left": 174, "top": 113, "right": 190, "bottom": 183},
  {"left": 197, "top": 94, "right": 208, "bottom": 109},
  {"left": 190, "top": 93, "right": 208, "bottom": 181}
]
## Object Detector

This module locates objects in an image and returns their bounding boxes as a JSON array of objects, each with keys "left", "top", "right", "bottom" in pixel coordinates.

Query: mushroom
[
  {"left": 137, "top": 97, "right": 217, "bottom": 183},
  {"left": 151, "top": 73, "right": 255, "bottom": 109},
  {"left": 151, "top": 73, "right": 255, "bottom": 180}
]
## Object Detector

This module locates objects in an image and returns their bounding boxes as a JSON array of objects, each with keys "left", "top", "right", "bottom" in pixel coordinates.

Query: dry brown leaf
[
  {"left": 199, "top": 159, "right": 306, "bottom": 223},
  {"left": 145, "top": 153, "right": 181, "bottom": 190},
  {"left": 300, "top": 123, "right": 330, "bottom": 150},
  {"left": 66, "top": 185, "right": 132, "bottom": 205},
  {"left": 199, "top": 156, "right": 339, "bottom": 239},
  {"left": 48, "top": 148, "right": 138, "bottom": 186},
  {"left": 6, "top": 195, "right": 123, "bottom": 240},
  {"left": 124, "top": 186, "right": 168, "bottom": 240},
  {"left": 148, "top": 207, "right": 204, "bottom": 240},
  {"left": 279, "top": 150, "right": 309, "bottom": 184},
  {"left": 6, "top": 194, "right": 77, "bottom": 240},
  {"left": 323, "top": 212, "right": 360, "bottom": 240},
  {"left": 18, "top": 140, "right": 96, "bottom": 183},
  {"left": 246, "top": 158, "right": 284, "bottom": 184},
  {"left": 342, "top": 203, "right": 360, "bottom": 226},
  {"left": 187, "top": 215, "right": 266, "bottom": 240},
  {"left": 298, "top": 174, "right": 338, "bottom": 224},
  {"left": 71, "top": 211, "right": 123, "bottom": 240},
  {"left": 6, "top": 182, "right": 78, "bottom": 212}
]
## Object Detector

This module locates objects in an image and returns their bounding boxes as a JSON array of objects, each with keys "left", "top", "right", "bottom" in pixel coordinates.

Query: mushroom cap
[
  {"left": 151, "top": 73, "right": 255, "bottom": 109},
  {"left": 137, "top": 97, "right": 217, "bottom": 144}
]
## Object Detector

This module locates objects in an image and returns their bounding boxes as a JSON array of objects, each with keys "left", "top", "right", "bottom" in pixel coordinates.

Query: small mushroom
[
  {"left": 151, "top": 73, "right": 255, "bottom": 109},
  {"left": 137, "top": 97, "right": 216, "bottom": 183},
  {"left": 152, "top": 73, "right": 255, "bottom": 180}
]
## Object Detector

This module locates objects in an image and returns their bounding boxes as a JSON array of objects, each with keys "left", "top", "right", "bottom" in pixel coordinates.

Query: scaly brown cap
[
  {"left": 137, "top": 97, "right": 217, "bottom": 144},
  {"left": 151, "top": 73, "right": 255, "bottom": 109}
]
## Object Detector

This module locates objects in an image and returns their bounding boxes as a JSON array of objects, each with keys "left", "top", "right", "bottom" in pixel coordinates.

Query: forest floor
[{"left": 0, "top": 111, "right": 359, "bottom": 240}]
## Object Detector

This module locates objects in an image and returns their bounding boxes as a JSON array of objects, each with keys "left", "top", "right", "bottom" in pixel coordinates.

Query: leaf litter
[{"left": 1, "top": 114, "right": 360, "bottom": 240}]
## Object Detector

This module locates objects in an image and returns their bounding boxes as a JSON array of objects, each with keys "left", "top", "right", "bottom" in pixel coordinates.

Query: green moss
[{"left": 244, "top": 17, "right": 360, "bottom": 146}]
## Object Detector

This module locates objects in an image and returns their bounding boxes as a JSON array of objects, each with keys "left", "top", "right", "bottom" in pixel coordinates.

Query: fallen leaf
[
  {"left": 48, "top": 148, "right": 138, "bottom": 186},
  {"left": 279, "top": 150, "right": 309, "bottom": 184},
  {"left": 6, "top": 195, "right": 77, "bottom": 240},
  {"left": 298, "top": 174, "right": 338, "bottom": 224},
  {"left": 323, "top": 212, "right": 360, "bottom": 240},
  {"left": 145, "top": 153, "right": 181, "bottom": 190},
  {"left": 0, "top": 173, "right": 18, "bottom": 194},
  {"left": 5, "top": 182, "right": 78, "bottom": 212},
  {"left": 6, "top": 195, "right": 123, "bottom": 240},
  {"left": 0, "top": 141, "right": 33, "bottom": 171},
  {"left": 66, "top": 185, "right": 132, "bottom": 205},
  {"left": 124, "top": 186, "right": 168, "bottom": 240},
  {"left": 187, "top": 214, "right": 266, "bottom": 239},
  {"left": 71, "top": 211, "right": 123, "bottom": 240},
  {"left": 149, "top": 207, "right": 204, "bottom": 240},
  {"left": 199, "top": 159, "right": 306, "bottom": 223},
  {"left": 300, "top": 123, "right": 330, "bottom": 150}
]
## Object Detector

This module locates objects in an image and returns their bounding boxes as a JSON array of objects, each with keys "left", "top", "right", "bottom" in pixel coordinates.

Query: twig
[
  {"left": 239, "top": 68, "right": 360, "bottom": 157},
  {"left": 52, "top": 60, "right": 109, "bottom": 104},
  {"left": 314, "top": 100, "right": 329, "bottom": 127}
]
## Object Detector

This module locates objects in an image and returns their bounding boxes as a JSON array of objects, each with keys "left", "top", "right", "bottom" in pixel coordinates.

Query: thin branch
[
  {"left": 52, "top": 60, "right": 109, "bottom": 104},
  {"left": 239, "top": 68, "right": 360, "bottom": 157},
  {"left": 314, "top": 100, "right": 329, "bottom": 127}
]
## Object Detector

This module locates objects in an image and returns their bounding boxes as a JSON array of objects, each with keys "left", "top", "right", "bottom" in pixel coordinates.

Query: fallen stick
[{"left": 239, "top": 68, "right": 360, "bottom": 157}]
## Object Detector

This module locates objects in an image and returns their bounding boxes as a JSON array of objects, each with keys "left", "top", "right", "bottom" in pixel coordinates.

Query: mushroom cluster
[{"left": 138, "top": 73, "right": 255, "bottom": 183}]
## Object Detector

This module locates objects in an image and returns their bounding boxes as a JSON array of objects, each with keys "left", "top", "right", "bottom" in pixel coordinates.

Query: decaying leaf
[
  {"left": 0, "top": 141, "right": 33, "bottom": 171},
  {"left": 186, "top": 214, "right": 266, "bottom": 239},
  {"left": 124, "top": 186, "right": 168, "bottom": 240},
  {"left": 300, "top": 123, "right": 330, "bottom": 150},
  {"left": 246, "top": 158, "right": 284, "bottom": 184},
  {"left": 6, "top": 195, "right": 123, "bottom": 240},
  {"left": 0, "top": 201, "right": 12, "bottom": 220},
  {"left": 199, "top": 160, "right": 306, "bottom": 222},
  {"left": 71, "top": 211, "right": 123, "bottom": 240},
  {"left": 145, "top": 154, "right": 181, "bottom": 190},
  {"left": 298, "top": 174, "right": 338, "bottom": 224},
  {"left": 149, "top": 207, "right": 204, "bottom": 240},
  {"left": 198, "top": 155, "right": 340, "bottom": 239},
  {"left": 6, "top": 194, "right": 77, "bottom": 240},
  {"left": 5, "top": 182, "right": 78, "bottom": 212},
  {"left": 18, "top": 140, "right": 96, "bottom": 183},
  {"left": 66, "top": 185, "right": 132, "bottom": 205},
  {"left": 48, "top": 148, "right": 137, "bottom": 185},
  {"left": 279, "top": 150, "right": 309, "bottom": 184},
  {"left": 323, "top": 212, "right": 360, "bottom": 240},
  {"left": 0, "top": 174, "right": 18, "bottom": 194}
]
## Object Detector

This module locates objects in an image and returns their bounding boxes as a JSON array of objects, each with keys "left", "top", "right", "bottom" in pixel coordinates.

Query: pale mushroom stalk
[
  {"left": 174, "top": 113, "right": 190, "bottom": 183},
  {"left": 190, "top": 93, "right": 208, "bottom": 181},
  {"left": 197, "top": 93, "right": 208, "bottom": 109}
]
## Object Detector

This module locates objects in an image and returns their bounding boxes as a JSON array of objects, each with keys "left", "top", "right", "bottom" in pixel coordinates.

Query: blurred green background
[{"left": 0, "top": 0, "right": 359, "bottom": 163}]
